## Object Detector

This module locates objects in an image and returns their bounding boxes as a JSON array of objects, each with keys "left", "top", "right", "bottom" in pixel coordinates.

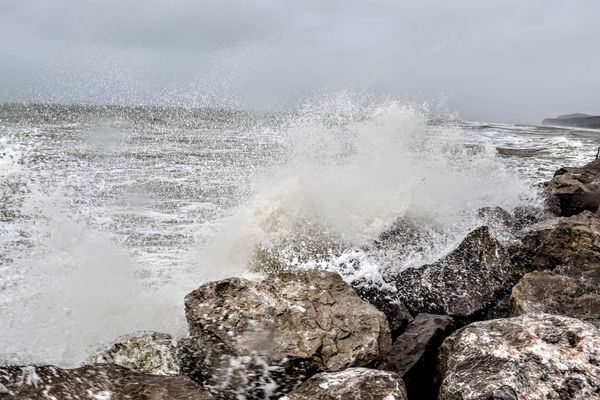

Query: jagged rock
[
  {"left": 88, "top": 331, "right": 181, "bottom": 376},
  {"left": 0, "top": 363, "right": 214, "bottom": 399},
  {"left": 438, "top": 314, "right": 600, "bottom": 400},
  {"left": 477, "top": 206, "right": 514, "bottom": 231},
  {"left": 511, "top": 205, "right": 555, "bottom": 231},
  {"left": 353, "top": 286, "right": 413, "bottom": 341},
  {"left": 544, "top": 159, "right": 600, "bottom": 216},
  {"left": 511, "top": 265, "right": 600, "bottom": 327},
  {"left": 183, "top": 269, "right": 391, "bottom": 399},
  {"left": 394, "top": 226, "right": 515, "bottom": 319},
  {"left": 380, "top": 313, "right": 454, "bottom": 399},
  {"left": 282, "top": 368, "right": 407, "bottom": 400},
  {"left": 510, "top": 211, "right": 600, "bottom": 272}
]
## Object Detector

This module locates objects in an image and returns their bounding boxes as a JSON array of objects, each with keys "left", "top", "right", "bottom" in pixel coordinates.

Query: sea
[{"left": 1, "top": 97, "right": 599, "bottom": 366}]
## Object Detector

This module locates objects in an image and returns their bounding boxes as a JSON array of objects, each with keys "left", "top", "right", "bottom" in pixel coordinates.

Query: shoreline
[{"left": 2, "top": 158, "right": 600, "bottom": 399}]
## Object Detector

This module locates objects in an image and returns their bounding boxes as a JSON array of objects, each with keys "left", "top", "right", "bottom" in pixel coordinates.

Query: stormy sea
[{"left": 1, "top": 97, "right": 598, "bottom": 366}]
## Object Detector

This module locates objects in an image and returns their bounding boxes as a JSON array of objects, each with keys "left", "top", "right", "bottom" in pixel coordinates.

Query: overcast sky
[{"left": 0, "top": 0, "right": 598, "bottom": 123}]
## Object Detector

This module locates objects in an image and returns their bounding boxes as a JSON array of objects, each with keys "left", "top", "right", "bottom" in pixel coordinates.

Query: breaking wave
[{"left": 200, "top": 95, "right": 538, "bottom": 280}]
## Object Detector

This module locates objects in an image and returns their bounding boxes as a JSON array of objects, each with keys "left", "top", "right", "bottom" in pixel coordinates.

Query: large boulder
[
  {"left": 282, "top": 368, "right": 407, "bottom": 400},
  {"left": 544, "top": 159, "right": 600, "bottom": 216},
  {"left": 88, "top": 331, "right": 181, "bottom": 376},
  {"left": 510, "top": 211, "right": 600, "bottom": 272},
  {"left": 511, "top": 264, "right": 600, "bottom": 327},
  {"left": 380, "top": 313, "right": 455, "bottom": 400},
  {"left": 438, "top": 314, "right": 600, "bottom": 400},
  {"left": 394, "top": 226, "right": 515, "bottom": 319},
  {"left": 183, "top": 269, "right": 392, "bottom": 399},
  {"left": 0, "top": 363, "right": 214, "bottom": 399}
]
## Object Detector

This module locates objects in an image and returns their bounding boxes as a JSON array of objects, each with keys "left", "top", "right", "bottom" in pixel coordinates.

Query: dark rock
[
  {"left": 509, "top": 211, "right": 600, "bottom": 273},
  {"left": 380, "top": 313, "right": 455, "bottom": 400},
  {"left": 511, "top": 205, "right": 555, "bottom": 231},
  {"left": 282, "top": 368, "right": 407, "bottom": 400},
  {"left": 0, "top": 363, "right": 214, "bottom": 399},
  {"left": 510, "top": 265, "right": 600, "bottom": 327},
  {"left": 477, "top": 206, "right": 514, "bottom": 231},
  {"left": 437, "top": 314, "right": 600, "bottom": 400},
  {"left": 544, "top": 159, "right": 600, "bottom": 216},
  {"left": 394, "top": 226, "right": 515, "bottom": 320},
  {"left": 183, "top": 269, "right": 391, "bottom": 399},
  {"left": 353, "top": 286, "right": 413, "bottom": 341}
]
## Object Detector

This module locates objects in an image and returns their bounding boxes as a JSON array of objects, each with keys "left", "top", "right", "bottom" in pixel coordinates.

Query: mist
[{"left": 1, "top": 0, "right": 599, "bottom": 123}]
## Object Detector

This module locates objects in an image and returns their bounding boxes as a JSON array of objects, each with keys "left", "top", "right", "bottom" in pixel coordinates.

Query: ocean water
[{"left": 1, "top": 97, "right": 599, "bottom": 366}]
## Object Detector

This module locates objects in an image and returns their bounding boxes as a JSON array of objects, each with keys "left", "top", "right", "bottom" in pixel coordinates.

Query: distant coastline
[{"left": 542, "top": 113, "right": 600, "bottom": 130}]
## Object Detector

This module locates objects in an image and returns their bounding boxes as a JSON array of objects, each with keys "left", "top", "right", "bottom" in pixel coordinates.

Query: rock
[
  {"left": 394, "top": 226, "right": 515, "bottom": 320},
  {"left": 0, "top": 363, "right": 214, "bottom": 399},
  {"left": 510, "top": 211, "right": 600, "bottom": 272},
  {"left": 510, "top": 265, "right": 600, "bottom": 327},
  {"left": 380, "top": 313, "right": 455, "bottom": 400},
  {"left": 183, "top": 269, "right": 392, "bottom": 399},
  {"left": 282, "top": 368, "right": 407, "bottom": 400},
  {"left": 88, "top": 331, "right": 181, "bottom": 376},
  {"left": 511, "top": 205, "right": 555, "bottom": 231},
  {"left": 477, "top": 206, "right": 514, "bottom": 231},
  {"left": 437, "top": 314, "right": 600, "bottom": 400},
  {"left": 353, "top": 286, "right": 413, "bottom": 341},
  {"left": 544, "top": 159, "right": 600, "bottom": 216}
]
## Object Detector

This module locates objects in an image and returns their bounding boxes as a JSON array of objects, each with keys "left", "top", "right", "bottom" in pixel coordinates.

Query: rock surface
[
  {"left": 510, "top": 211, "right": 600, "bottom": 272},
  {"left": 282, "top": 368, "right": 407, "bottom": 400},
  {"left": 394, "top": 226, "right": 515, "bottom": 319},
  {"left": 183, "top": 269, "right": 391, "bottom": 398},
  {"left": 353, "top": 286, "right": 413, "bottom": 341},
  {"left": 88, "top": 331, "right": 181, "bottom": 376},
  {"left": 511, "top": 265, "right": 600, "bottom": 326},
  {"left": 380, "top": 313, "right": 454, "bottom": 399},
  {"left": 438, "top": 314, "right": 600, "bottom": 400},
  {"left": 544, "top": 159, "right": 600, "bottom": 216},
  {"left": 511, "top": 205, "right": 554, "bottom": 231},
  {"left": 0, "top": 363, "right": 214, "bottom": 399}
]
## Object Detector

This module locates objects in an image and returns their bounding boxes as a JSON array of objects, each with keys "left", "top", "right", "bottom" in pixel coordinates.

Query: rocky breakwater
[
  {"left": 4, "top": 158, "right": 600, "bottom": 399},
  {"left": 182, "top": 269, "right": 392, "bottom": 399},
  {"left": 544, "top": 158, "right": 600, "bottom": 216}
]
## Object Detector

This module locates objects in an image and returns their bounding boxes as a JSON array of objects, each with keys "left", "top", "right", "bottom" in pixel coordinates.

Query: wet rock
[
  {"left": 394, "top": 226, "right": 515, "bottom": 319},
  {"left": 544, "top": 159, "right": 600, "bottom": 216},
  {"left": 477, "top": 206, "right": 514, "bottom": 231},
  {"left": 183, "top": 269, "right": 391, "bottom": 399},
  {"left": 437, "top": 313, "right": 600, "bottom": 400},
  {"left": 0, "top": 363, "right": 214, "bottom": 399},
  {"left": 380, "top": 313, "right": 455, "bottom": 400},
  {"left": 510, "top": 211, "right": 600, "bottom": 272},
  {"left": 88, "top": 331, "right": 181, "bottom": 376},
  {"left": 353, "top": 286, "right": 413, "bottom": 341},
  {"left": 511, "top": 205, "right": 555, "bottom": 231},
  {"left": 511, "top": 265, "right": 600, "bottom": 326},
  {"left": 282, "top": 368, "right": 407, "bottom": 400}
]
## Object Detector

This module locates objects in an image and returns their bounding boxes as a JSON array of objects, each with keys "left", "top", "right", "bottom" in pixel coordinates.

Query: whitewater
[{"left": 1, "top": 96, "right": 598, "bottom": 366}]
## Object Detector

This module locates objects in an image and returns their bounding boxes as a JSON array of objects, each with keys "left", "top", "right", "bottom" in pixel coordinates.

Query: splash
[
  {"left": 202, "top": 94, "right": 537, "bottom": 278},
  {"left": 0, "top": 137, "right": 187, "bottom": 366}
]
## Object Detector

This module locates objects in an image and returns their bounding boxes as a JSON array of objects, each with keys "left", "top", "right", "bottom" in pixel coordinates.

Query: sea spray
[
  {"left": 0, "top": 98, "right": 548, "bottom": 367},
  {"left": 201, "top": 95, "right": 537, "bottom": 280}
]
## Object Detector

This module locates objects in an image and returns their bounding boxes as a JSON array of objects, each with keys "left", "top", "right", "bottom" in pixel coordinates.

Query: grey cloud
[{"left": 0, "top": 0, "right": 599, "bottom": 123}]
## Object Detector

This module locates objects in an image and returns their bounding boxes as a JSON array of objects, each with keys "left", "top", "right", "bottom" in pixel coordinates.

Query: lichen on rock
[
  {"left": 438, "top": 313, "right": 600, "bottom": 400},
  {"left": 88, "top": 331, "right": 181, "bottom": 376}
]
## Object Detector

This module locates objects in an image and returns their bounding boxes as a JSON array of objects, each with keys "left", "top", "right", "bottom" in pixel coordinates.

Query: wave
[{"left": 199, "top": 94, "right": 539, "bottom": 280}]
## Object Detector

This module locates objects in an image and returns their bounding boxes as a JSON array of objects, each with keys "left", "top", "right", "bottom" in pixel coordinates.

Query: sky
[{"left": 0, "top": 0, "right": 598, "bottom": 123}]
